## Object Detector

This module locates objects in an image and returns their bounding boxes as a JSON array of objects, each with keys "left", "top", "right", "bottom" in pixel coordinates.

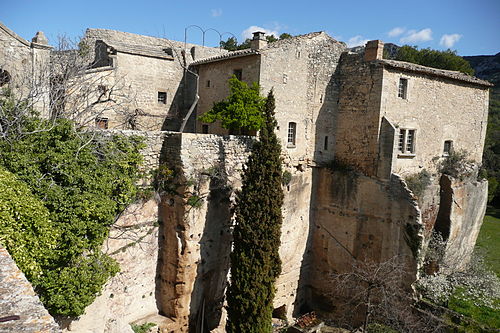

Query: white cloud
[
  {"left": 400, "top": 28, "right": 433, "bottom": 43},
  {"left": 241, "top": 26, "right": 279, "bottom": 40},
  {"left": 211, "top": 9, "right": 222, "bottom": 17},
  {"left": 347, "top": 35, "right": 369, "bottom": 48},
  {"left": 440, "top": 34, "right": 462, "bottom": 48},
  {"left": 388, "top": 27, "right": 405, "bottom": 37}
]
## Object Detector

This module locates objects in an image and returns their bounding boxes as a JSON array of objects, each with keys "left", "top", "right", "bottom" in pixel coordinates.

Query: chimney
[
  {"left": 32, "top": 31, "right": 49, "bottom": 45},
  {"left": 250, "top": 31, "right": 267, "bottom": 50},
  {"left": 364, "top": 40, "right": 384, "bottom": 61}
]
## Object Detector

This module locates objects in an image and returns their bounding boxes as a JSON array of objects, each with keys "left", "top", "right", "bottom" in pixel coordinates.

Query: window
[
  {"left": 158, "top": 91, "right": 167, "bottom": 104},
  {"left": 398, "top": 129, "right": 415, "bottom": 155},
  {"left": 206, "top": 80, "right": 211, "bottom": 88},
  {"left": 95, "top": 117, "right": 109, "bottom": 129},
  {"left": 398, "top": 78, "right": 408, "bottom": 99},
  {"left": 443, "top": 140, "right": 453, "bottom": 156},
  {"left": 202, "top": 124, "right": 209, "bottom": 134},
  {"left": 0, "top": 69, "right": 11, "bottom": 87},
  {"left": 287, "top": 122, "right": 297, "bottom": 147},
  {"left": 324, "top": 136, "right": 329, "bottom": 150},
  {"left": 283, "top": 74, "right": 288, "bottom": 84},
  {"left": 233, "top": 69, "right": 242, "bottom": 80}
]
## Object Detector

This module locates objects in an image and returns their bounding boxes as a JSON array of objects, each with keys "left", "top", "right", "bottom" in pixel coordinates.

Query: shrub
[
  {"left": 0, "top": 118, "right": 144, "bottom": 317},
  {"left": 438, "top": 149, "right": 475, "bottom": 180},
  {"left": 131, "top": 322, "right": 157, "bottom": 333},
  {"left": 405, "top": 169, "right": 432, "bottom": 198}
]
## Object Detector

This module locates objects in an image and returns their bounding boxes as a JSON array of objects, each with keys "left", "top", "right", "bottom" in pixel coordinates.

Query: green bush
[
  {"left": 0, "top": 168, "right": 58, "bottom": 281},
  {"left": 405, "top": 169, "right": 432, "bottom": 198},
  {"left": 0, "top": 118, "right": 144, "bottom": 317},
  {"left": 131, "top": 322, "right": 156, "bottom": 333},
  {"left": 438, "top": 149, "right": 474, "bottom": 180}
]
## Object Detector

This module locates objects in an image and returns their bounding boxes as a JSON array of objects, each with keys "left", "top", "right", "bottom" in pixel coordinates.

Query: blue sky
[{"left": 1, "top": 0, "right": 498, "bottom": 56}]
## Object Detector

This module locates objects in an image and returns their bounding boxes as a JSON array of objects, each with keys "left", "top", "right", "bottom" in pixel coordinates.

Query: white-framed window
[
  {"left": 398, "top": 78, "right": 408, "bottom": 99},
  {"left": 398, "top": 128, "right": 416, "bottom": 155},
  {"left": 287, "top": 122, "right": 297, "bottom": 147},
  {"left": 443, "top": 140, "right": 453, "bottom": 156}
]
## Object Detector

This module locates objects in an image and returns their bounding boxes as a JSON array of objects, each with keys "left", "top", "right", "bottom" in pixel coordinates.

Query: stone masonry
[{"left": 0, "top": 22, "right": 493, "bottom": 332}]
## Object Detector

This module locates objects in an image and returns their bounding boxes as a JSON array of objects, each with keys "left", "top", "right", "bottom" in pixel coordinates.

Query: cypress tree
[{"left": 226, "top": 90, "right": 284, "bottom": 332}]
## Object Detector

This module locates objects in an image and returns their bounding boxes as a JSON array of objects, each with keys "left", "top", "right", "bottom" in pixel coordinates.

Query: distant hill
[{"left": 464, "top": 53, "right": 500, "bottom": 83}]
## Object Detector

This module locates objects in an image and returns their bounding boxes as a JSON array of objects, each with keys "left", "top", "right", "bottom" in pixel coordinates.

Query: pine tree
[{"left": 226, "top": 90, "right": 284, "bottom": 332}]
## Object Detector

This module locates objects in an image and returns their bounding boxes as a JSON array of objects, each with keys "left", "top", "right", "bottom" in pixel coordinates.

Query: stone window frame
[
  {"left": 397, "top": 128, "right": 416, "bottom": 157},
  {"left": 443, "top": 140, "right": 453, "bottom": 156},
  {"left": 157, "top": 91, "right": 167, "bottom": 104},
  {"left": 398, "top": 78, "right": 408, "bottom": 99},
  {"left": 287, "top": 122, "right": 297, "bottom": 148}
]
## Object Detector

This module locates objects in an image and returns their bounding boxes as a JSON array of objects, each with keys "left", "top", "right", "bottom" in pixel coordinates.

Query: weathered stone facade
[
  {"left": 0, "top": 22, "right": 493, "bottom": 332},
  {"left": 0, "top": 22, "right": 52, "bottom": 116}
]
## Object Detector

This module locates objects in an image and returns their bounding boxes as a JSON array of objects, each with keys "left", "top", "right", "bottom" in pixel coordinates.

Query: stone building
[
  {"left": 0, "top": 22, "right": 492, "bottom": 332},
  {"left": 0, "top": 22, "right": 52, "bottom": 117}
]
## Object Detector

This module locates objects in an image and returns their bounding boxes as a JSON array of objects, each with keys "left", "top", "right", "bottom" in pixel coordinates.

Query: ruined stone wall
[
  {"left": 335, "top": 53, "right": 384, "bottom": 176},
  {"left": 259, "top": 33, "right": 346, "bottom": 165},
  {"left": 308, "top": 168, "right": 422, "bottom": 314},
  {"left": 195, "top": 54, "right": 261, "bottom": 134},
  {"left": 381, "top": 67, "right": 490, "bottom": 176}
]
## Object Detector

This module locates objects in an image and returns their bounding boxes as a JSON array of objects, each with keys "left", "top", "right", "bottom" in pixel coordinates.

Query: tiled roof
[
  {"left": 376, "top": 59, "right": 493, "bottom": 87},
  {"left": 190, "top": 49, "right": 260, "bottom": 66},
  {"left": 103, "top": 40, "right": 174, "bottom": 60}
]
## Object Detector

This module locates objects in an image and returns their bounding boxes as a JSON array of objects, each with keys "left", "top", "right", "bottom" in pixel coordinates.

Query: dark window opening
[
  {"left": 0, "top": 69, "right": 11, "bottom": 86},
  {"left": 202, "top": 124, "right": 209, "bottom": 134},
  {"left": 206, "top": 80, "right": 211, "bottom": 88},
  {"left": 233, "top": 69, "right": 242, "bottom": 80},
  {"left": 398, "top": 78, "right": 408, "bottom": 99},
  {"left": 158, "top": 91, "right": 167, "bottom": 104},
  {"left": 95, "top": 117, "right": 109, "bottom": 129},
  {"left": 443, "top": 140, "right": 453, "bottom": 156},
  {"left": 324, "top": 136, "right": 328, "bottom": 150},
  {"left": 287, "top": 122, "right": 297, "bottom": 147}
]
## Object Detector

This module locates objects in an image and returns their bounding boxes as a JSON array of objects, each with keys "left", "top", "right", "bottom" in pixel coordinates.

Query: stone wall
[
  {"left": 259, "top": 32, "right": 346, "bottom": 165},
  {"left": 381, "top": 66, "right": 490, "bottom": 176},
  {"left": 195, "top": 54, "right": 261, "bottom": 134},
  {"left": 82, "top": 29, "right": 225, "bottom": 131},
  {"left": 158, "top": 133, "right": 253, "bottom": 331},
  {"left": 0, "top": 22, "right": 52, "bottom": 116},
  {"left": 335, "top": 53, "right": 384, "bottom": 177},
  {"left": 308, "top": 168, "right": 422, "bottom": 315},
  {"left": 0, "top": 246, "right": 60, "bottom": 332}
]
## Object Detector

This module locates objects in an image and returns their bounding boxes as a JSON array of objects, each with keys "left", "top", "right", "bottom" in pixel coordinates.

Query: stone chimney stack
[
  {"left": 364, "top": 40, "right": 384, "bottom": 61},
  {"left": 250, "top": 31, "right": 267, "bottom": 50},
  {"left": 32, "top": 31, "right": 49, "bottom": 45}
]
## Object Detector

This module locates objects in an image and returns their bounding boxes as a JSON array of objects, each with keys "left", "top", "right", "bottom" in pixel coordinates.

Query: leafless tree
[{"left": 330, "top": 256, "right": 443, "bottom": 332}]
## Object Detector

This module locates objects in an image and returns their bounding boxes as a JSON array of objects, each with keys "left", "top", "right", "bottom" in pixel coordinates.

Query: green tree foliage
[
  {"left": 482, "top": 86, "right": 500, "bottom": 205},
  {"left": 0, "top": 117, "right": 144, "bottom": 317},
  {"left": 199, "top": 76, "right": 265, "bottom": 134},
  {"left": 226, "top": 90, "right": 284, "bottom": 332},
  {"left": 394, "top": 45, "right": 474, "bottom": 75}
]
